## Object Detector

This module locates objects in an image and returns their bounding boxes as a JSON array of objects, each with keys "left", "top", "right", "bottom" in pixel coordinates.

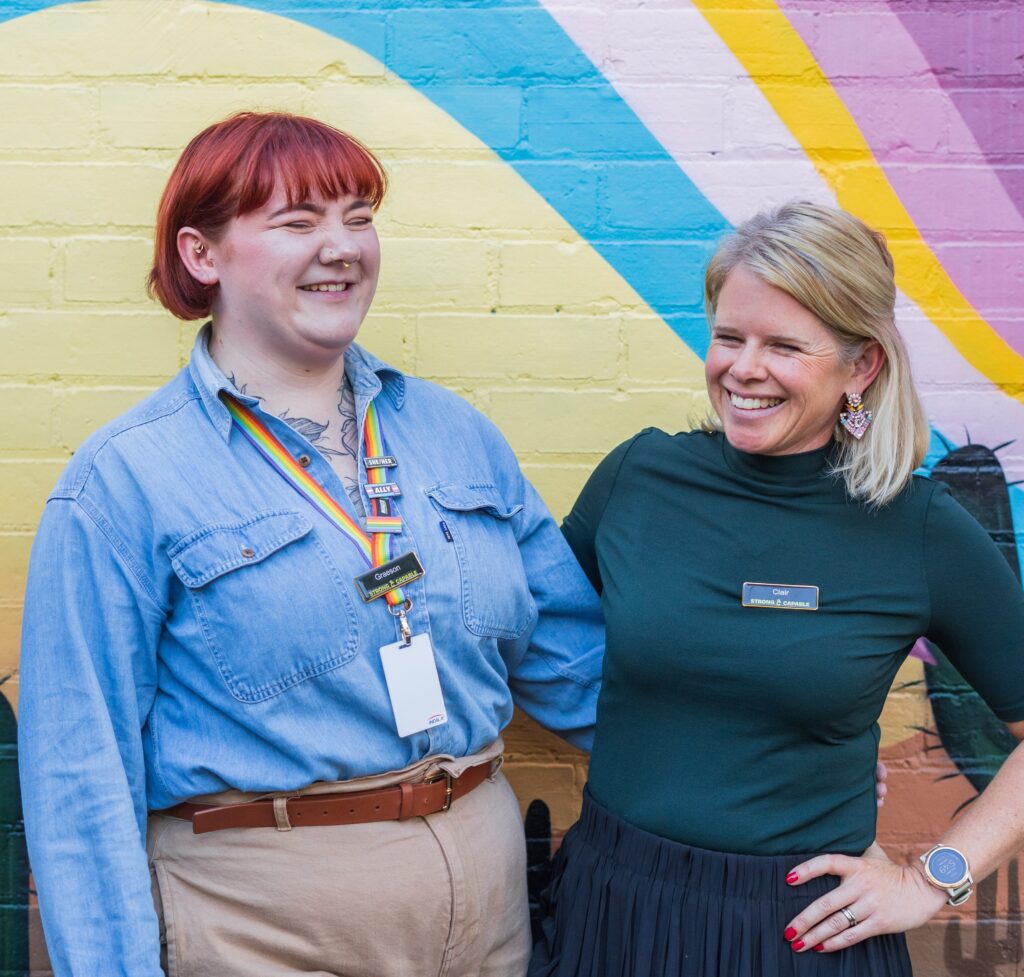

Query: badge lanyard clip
[{"left": 390, "top": 598, "right": 413, "bottom": 647}]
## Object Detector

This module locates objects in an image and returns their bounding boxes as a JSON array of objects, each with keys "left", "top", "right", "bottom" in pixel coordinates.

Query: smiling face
[
  {"left": 199, "top": 185, "right": 381, "bottom": 367},
  {"left": 705, "top": 264, "right": 869, "bottom": 457}
]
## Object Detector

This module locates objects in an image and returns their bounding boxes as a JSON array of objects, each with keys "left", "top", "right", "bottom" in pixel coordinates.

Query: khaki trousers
[{"left": 148, "top": 743, "right": 531, "bottom": 977}]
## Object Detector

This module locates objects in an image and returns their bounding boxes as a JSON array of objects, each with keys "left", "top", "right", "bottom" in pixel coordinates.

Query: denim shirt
[{"left": 18, "top": 329, "right": 604, "bottom": 977}]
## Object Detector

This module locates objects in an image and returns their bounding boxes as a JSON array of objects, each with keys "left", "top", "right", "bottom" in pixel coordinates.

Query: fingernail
[
  {"left": 784, "top": 927, "right": 797, "bottom": 941},
  {"left": 786, "top": 872, "right": 799, "bottom": 884},
  {"left": 813, "top": 945, "right": 825, "bottom": 952},
  {"left": 792, "top": 940, "right": 805, "bottom": 952}
]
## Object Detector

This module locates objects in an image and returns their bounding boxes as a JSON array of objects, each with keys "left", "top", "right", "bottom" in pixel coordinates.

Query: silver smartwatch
[{"left": 919, "top": 845, "right": 974, "bottom": 906}]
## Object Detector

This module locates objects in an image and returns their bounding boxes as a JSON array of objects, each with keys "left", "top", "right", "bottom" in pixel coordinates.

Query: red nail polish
[
  {"left": 786, "top": 872, "right": 799, "bottom": 884},
  {"left": 792, "top": 940, "right": 805, "bottom": 952},
  {"left": 813, "top": 945, "right": 825, "bottom": 952},
  {"left": 784, "top": 927, "right": 797, "bottom": 941}
]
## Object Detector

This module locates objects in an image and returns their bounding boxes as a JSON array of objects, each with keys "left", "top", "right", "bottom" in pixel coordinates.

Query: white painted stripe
[{"left": 538, "top": 0, "right": 1024, "bottom": 481}]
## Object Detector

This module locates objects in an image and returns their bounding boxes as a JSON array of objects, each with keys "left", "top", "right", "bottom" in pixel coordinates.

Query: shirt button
[
  {"left": 298, "top": 454, "right": 312, "bottom": 468},
  {"left": 240, "top": 546, "right": 256, "bottom": 559}
]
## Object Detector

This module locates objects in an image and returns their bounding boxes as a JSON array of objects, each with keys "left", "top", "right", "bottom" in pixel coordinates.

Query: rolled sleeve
[{"left": 19, "top": 497, "right": 164, "bottom": 977}]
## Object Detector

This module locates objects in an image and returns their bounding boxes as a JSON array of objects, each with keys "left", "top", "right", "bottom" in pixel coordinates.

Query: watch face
[{"left": 928, "top": 847, "right": 969, "bottom": 886}]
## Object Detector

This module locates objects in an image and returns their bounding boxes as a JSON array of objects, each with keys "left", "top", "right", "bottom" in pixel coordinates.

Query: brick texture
[{"left": 1, "top": 1, "right": 1022, "bottom": 971}]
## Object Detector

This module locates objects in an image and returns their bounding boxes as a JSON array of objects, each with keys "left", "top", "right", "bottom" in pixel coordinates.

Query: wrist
[
  {"left": 917, "top": 844, "right": 974, "bottom": 907},
  {"left": 910, "top": 861, "right": 952, "bottom": 913}
]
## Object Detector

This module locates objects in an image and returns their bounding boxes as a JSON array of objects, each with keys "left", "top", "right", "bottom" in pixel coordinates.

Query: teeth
[
  {"left": 300, "top": 283, "right": 348, "bottom": 292},
  {"left": 730, "top": 393, "right": 782, "bottom": 410}
]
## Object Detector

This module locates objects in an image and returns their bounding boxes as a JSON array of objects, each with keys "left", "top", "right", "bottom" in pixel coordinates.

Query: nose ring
[{"left": 323, "top": 246, "right": 356, "bottom": 268}]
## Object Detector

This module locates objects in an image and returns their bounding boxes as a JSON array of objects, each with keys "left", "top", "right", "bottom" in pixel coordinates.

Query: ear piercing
[
  {"left": 839, "top": 392, "right": 873, "bottom": 439},
  {"left": 193, "top": 242, "right": 205, "bottom": 255}
]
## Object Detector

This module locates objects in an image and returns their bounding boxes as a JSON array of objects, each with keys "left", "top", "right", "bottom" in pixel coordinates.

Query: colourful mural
[{"left": 1, "top": 0, "right": 1022, "bottom": 973}]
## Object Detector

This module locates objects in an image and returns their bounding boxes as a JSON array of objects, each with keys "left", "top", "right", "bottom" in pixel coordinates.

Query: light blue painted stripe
[
  {"left": 4, "top": 0, "right": 1023, "bottom": 567},
  {"left": 918, "top": 428, "right": 953, "bottom": 475},
  {"left": 1010, "top": 486, "right": 1024, "bottom": 565},
  {"left": 0, "top": 0, "right": 70, "bottom": 26},
  {"left": 0, "top": 0, "right": 727, "bottom": 355},
  {"left": 209, "top": 0, "right": 730, "bottom": 357}
]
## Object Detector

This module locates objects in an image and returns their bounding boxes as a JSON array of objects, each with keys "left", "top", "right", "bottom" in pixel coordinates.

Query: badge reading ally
[
  {"left": 741, "top": 582, "right": 819, "bottom": 611},
  {"left": 364, "top": 482, "right": 401, "bottom": 499}
]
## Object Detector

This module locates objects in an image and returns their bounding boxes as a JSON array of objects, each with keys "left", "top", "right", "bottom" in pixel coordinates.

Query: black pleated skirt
[{"left": 529, "top": 791, "right": 913, "bottom": 977}]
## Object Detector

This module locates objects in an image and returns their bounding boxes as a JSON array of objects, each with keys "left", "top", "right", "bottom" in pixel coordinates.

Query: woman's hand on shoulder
[{"left": 782, "top": 845, "right": 948, "bottom": 954}]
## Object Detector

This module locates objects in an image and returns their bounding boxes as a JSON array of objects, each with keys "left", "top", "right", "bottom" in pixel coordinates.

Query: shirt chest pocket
[
  {"left": 169, "top": 510, "right": 358, "bottom": 703},
  {"left": 427, "top": 483, "right": 535, "bottom": 639}
]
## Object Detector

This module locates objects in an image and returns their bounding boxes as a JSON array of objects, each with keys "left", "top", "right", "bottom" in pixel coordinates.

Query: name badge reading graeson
[
  {"left": 355, "top": 551, "right": 425, "bottom": 602},
  {"left": 741, "top": 582, "right": 819, "bottom": 611}
]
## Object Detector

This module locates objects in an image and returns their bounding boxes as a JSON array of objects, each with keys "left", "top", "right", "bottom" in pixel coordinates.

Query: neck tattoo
[{"left": 227, "top": 372, "right": 365, "bottom": 515}]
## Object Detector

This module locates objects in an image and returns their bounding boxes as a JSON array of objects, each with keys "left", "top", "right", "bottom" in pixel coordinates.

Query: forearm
[
  {"left": 19, "top": 497, "right": 165, "bottom": 974},
  {"left": 935, "top": 734, "right": 1024, "bottom": 884},
  {"left": 506, "top": 475, "right": 604, "bottom": 748},
  {"left": 20, "top": 669, "right": 163, "bottom": 975},
  {"left": 27, "top": 814, "right": 163, "bottom": 977},
  {"left": 20, "top": 679, "right": 163, "bottom": 975}
]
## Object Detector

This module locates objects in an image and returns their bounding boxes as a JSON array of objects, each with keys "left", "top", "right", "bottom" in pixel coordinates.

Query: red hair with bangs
[{"left": 148, "top": 112, "right": 388, "bottom": 320}]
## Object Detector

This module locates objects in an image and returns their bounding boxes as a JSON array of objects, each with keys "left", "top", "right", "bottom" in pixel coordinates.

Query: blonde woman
[{"left": 531, "top": 202, "right": 1024, "bottom": 977}]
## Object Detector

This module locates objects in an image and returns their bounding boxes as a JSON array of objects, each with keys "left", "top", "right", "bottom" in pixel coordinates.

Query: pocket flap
[
  {"left": 170, "top": 511, "right": 313, "bottom": 589},
  {"left": 427, "top": 483, "right": 523, "bottom": 520}
]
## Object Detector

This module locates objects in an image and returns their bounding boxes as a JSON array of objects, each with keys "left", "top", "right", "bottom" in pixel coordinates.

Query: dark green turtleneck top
[{"left": 564, "top": 429, "right": 1024, "bottom": 856}]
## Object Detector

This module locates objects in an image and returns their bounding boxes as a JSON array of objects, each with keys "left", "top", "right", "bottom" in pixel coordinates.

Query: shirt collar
[
  {"left": 188, "top": 323, "right": 407, "bottom": 443},
  {"left": 344, "top": 341, "right": 407, "bottom": 411}
]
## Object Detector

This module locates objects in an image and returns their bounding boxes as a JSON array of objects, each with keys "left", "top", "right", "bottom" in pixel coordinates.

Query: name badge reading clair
[
  {"left": 355, "top": 550, "right": 425, "bottom": 602},
  {"left": 742, "top": 582, "right": 819, "bottom": 611}
]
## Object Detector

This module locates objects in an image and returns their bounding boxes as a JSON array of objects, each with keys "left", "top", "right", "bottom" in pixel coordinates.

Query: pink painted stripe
[
  {"left": 534, "top": 0, "right": 1024, "bottom": 486},
  {"left": 777, "top": 0, "right": 1024, "bottom": 357},
  {"left": 885, "top": 0, "right": 1024, "bottom": 221}
]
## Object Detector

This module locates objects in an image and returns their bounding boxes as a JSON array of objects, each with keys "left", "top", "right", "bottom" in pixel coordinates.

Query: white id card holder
[{"left": 379, "top": 632, "right": 449, "bottom": 737}]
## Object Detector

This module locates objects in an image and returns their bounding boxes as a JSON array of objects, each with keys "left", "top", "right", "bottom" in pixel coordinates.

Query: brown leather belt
[{"left": 160, "top": 760, "right": 495, "bottom": 835}]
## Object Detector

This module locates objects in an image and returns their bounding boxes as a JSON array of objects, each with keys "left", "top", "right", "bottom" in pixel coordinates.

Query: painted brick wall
[{"left": 1, "top": 1, "right": 1022, "bottom": 974}]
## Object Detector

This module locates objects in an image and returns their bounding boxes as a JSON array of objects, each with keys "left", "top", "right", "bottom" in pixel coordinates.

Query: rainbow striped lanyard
[{"left": 220, "top": 391, "right": 407, "bottom": 609}]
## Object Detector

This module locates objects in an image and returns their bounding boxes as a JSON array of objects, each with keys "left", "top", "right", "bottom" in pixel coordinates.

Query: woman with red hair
[{"left": 18, "top": 112, "right": 604, "bottom": 977}]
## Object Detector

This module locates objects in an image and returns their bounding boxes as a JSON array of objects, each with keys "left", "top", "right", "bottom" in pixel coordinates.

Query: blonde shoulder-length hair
[{"left": 703, "top": 201, "right": 929, "bottom": 507}]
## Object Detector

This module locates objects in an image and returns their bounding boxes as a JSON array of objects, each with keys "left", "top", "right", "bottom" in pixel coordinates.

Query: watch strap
[{"left": 945, "top": 879, "right": 974, "bottom": 907}]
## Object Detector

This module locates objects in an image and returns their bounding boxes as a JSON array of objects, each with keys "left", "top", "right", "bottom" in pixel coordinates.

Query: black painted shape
[
  {"left": 0, "top": 682, "right": 28, "bottom": 977},
  {"left": 932, "top": 445, "right": 1020, "bottom": 577},
  {"left": 926, "top": 445, "right": 1020, "bottom": 795},
  {"left": 524, "top": 799, "right": 552, "bottom": 943},
  {"left": 943, "top": 860, "right": 1022, "bottom": 975}
]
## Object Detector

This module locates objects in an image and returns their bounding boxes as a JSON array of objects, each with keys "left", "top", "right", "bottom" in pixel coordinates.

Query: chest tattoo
[{"left": 228, "top": 372, "right": 365, "bottom": 516}]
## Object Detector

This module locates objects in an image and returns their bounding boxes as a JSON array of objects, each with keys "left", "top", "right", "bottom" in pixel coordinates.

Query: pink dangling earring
[{"left": 839, "top": 392, "right": 873, "bottom": 440}]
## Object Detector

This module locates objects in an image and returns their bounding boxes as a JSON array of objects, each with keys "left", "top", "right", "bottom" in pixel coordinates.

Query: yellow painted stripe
[{"left": 691, "top": 0, "right": 1024, "bottom": 403}]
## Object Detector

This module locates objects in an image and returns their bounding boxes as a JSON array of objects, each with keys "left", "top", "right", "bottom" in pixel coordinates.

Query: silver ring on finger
[{"left": 840, "top": 907, "right": 858, "bottom": 928}]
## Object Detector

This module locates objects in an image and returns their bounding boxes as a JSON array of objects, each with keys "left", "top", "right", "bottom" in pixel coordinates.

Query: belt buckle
[{"left": 426, "top": 769, "right": 454, "bottom": 812}]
